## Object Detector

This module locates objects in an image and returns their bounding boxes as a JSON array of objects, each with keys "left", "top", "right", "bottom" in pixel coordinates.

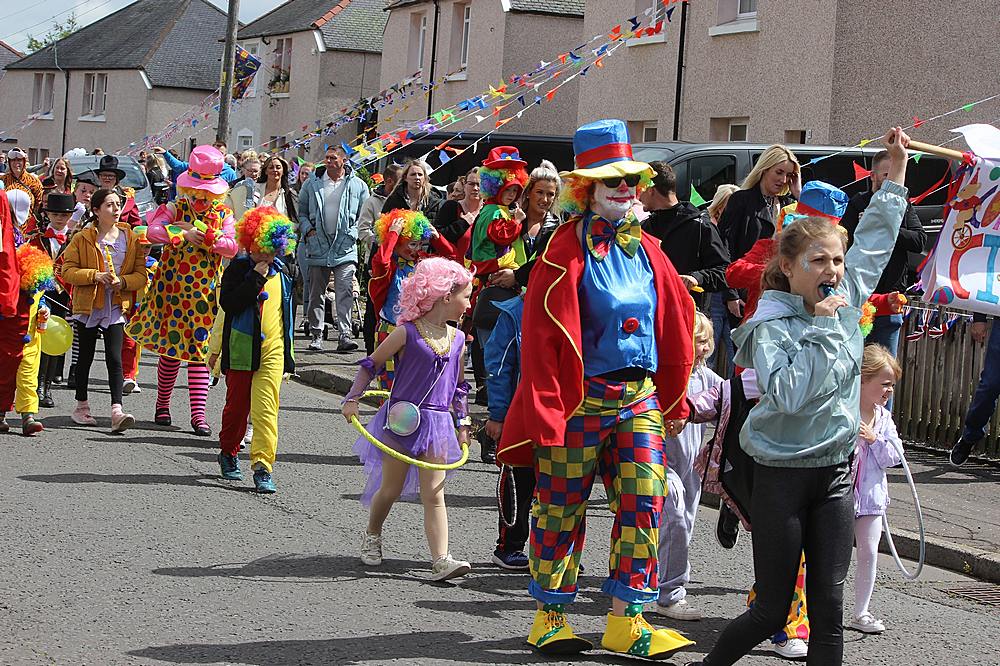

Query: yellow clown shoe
[
  {"left": 601, "top": 605, "right": 695, "bottom": 660},
  {"left": 527, "top": 604, "right": 593, "bottom": 655}
]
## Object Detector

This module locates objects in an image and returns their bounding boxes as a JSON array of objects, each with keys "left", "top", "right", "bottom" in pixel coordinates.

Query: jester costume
[
  {"left": 368, "top": 209, "right": 455, "bottom": 391},
  {"left": 497, "top": 120, "right": 695, "bottom": 659},
  {"left": 214, "top": 208, "right": 296, "bottom": 493},
  {"left": 126, "top": 145, "right": 237, "bottom": 434}
]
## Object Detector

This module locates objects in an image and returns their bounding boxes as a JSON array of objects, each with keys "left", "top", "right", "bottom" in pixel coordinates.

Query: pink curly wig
[
  {"left": 236, "top": 206, "right": 297, "bottom": 256},
  {"left": 396, "top": 257, "right": 474, "bottom": 324},
  {"left": 479, "top": 165, "right": 529, "bottom": 202},
  {"left": 374, "top": 208, "right": 434, "bottom": 245},
  {"left": 558, "top": 172, "right": 653, "bottom": 216}
]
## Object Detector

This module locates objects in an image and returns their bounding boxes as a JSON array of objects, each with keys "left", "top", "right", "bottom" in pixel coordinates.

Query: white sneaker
[
  {"left": 772, "top": 638, "right": 808, "bottom": 660},
  {"left": 850, "top": 613, "right": 886, "bottom": 634},
  {"left": 429, "top": 553, "right": 471, "bottom": 581},
  {"left": 122, "top": 378, "right": 137, "bottom": 395},
  {"left": 360, "top": 532, "right": 383, "bottom": 566},
  {"left": 652, "top": 598, "right": 702, "bottom": 621},
  {"left": 132, "top": 384, "right": 142, "bottom": 394}
]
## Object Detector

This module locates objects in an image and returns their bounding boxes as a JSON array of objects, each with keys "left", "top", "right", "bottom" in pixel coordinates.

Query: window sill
[
  {"left": 627, "top": 32, "right": 668, "bottom": 47},
  {"left": 708, "top": 17, "right": 759, "bottom": 36},
  {"left": 445, "top": 71, "right": 468, "bottom": 82},
  {"left": 78, "top": 115, "right": 106, "bottom": 122},
  {"left": 269, "top": 92, "right": 290, "bottom": 99},
  {"left": 30, "top": 112, "right": 54, "bottom": 120}
]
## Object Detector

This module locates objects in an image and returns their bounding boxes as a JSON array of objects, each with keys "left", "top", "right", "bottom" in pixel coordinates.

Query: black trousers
[
  {"left": 705, "top": 460, "right": 854, "bottom": 666},
  {"left": 496, "top": 465, "right": 536, "bottom": 553},
  {"left": 75, "top": 322, "right": 124, "bottom": 405}
]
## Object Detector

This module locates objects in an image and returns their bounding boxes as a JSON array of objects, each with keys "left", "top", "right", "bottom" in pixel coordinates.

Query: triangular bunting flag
[
  {"left": 853, "top": 161, "right": 872, "bottom": 180},
  {"left": 690, "top": 184, "right": 707, "bottom": 207}
]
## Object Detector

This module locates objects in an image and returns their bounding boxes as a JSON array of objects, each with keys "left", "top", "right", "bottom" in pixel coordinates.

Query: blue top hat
[{"left": 563, "top": 119, "right": 652, "bottom": 180}]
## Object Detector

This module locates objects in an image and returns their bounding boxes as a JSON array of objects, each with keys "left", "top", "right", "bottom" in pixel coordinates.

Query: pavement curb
[{"left": 295, "top": 366, "right": 1000, "bottom": 585}]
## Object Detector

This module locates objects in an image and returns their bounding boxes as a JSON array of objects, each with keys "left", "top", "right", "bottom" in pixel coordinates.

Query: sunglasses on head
[{"left": 601, "top": 174, "right": 642, "bottom": 189}]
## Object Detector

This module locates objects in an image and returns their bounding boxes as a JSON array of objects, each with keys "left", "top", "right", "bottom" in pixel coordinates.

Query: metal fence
[{"left": 893, "top": 306, "right": 1000, "bottom": 459}]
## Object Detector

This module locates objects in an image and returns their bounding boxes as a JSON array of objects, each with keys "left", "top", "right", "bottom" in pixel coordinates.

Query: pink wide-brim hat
[{"left": 176, "top": 145, "right": 229, "bottom": 195}]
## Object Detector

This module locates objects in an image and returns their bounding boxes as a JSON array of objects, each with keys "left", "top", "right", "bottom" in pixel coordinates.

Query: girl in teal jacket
[{"left": 698, "top": 128, "right": 912, "bottom": 666}]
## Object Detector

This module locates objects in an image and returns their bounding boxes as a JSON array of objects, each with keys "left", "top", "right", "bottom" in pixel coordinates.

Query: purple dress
[{"left": 354, "top": 321, "right": 465, "bottom": 506}]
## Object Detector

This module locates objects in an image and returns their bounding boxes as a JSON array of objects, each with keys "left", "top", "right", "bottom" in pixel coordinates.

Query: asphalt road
[{"left": 3, "top": 354, "right": 999, "bottom": 665}]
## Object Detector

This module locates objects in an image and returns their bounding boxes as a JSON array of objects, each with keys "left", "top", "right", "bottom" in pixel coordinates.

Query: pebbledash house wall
[
  {"left": 251, "top": 30, "right": 382, "bottom": 162},
  {"left": 579, "top": 0, "right": 1000, "bottom": 147},
  {"left": 0, "top": 68, "right": 210, "bottom": 158},
  {"left": 378, "top": 0, "right": 583, "bottom": 138}
]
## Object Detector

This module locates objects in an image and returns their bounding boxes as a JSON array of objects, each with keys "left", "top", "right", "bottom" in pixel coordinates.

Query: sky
[{"left": 0, "top": 0, "right": 284, "bottom": 55}]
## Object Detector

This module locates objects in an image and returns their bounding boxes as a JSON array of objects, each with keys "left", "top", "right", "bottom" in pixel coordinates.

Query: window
[
  {"left": 709, "top": 0, "right": 760, "bottom": 36},
  {"left": 27, "top": 148, "right": 50, "bottom": 165},
  {"left": 269, "top": 37, "right": 292, "bottom": 95},
  {"left": 32, "top": 73, "right": 54, "bottom": 117},
  {"left": 460, "top": 4, "right": 471, "bottom": 70},
  {"left": 642, "top": 121, "right": 658, "bottom": 143},
  {"left": 238, "top": 134, "right": 254, "bottom": 151},
  {"left": 268, "top": 135, "right": 281, "bottom": 151},
  {"left": 683, "top": 154, "right": 738, "bottom": 203},
  {"left": 784, "top": 130, "right": 807, "bottom": 144},
  {"left": 81, "top": 73, "right": 107, "bottom": 118},
  {"left": 728, "top": 122, "right": 748, "bottom": 142},
  {"left": 738, "top": 0, "right": 757, "bottom": 16},
  {"left": 628, "top": 0, "right": 670, "bottom": 46},
  {"left": 409, "top": 13, "right": 428, "bottom": 72}
]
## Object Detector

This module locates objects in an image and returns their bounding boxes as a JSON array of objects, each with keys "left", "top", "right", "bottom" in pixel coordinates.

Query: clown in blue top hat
[{"left": 499, "top": 118, "right": 697, "bottom": 660}]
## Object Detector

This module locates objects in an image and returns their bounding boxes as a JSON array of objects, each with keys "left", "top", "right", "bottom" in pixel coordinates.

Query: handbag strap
[{"left": 388, "top": 325, "right": 453, "bottom": 407}]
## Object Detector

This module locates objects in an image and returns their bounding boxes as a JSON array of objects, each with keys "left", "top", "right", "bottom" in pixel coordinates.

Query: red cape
[
  {"left": 497, "top": 218, "right": 696, "bottom": 467},
  {"left": 0, "top": 195, "right": 20, "bottom": 317}
]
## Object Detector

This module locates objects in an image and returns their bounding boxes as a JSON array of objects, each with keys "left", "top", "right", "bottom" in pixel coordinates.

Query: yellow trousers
[{"left": 15, "top": 294, "right": 43, "bottom": 415}]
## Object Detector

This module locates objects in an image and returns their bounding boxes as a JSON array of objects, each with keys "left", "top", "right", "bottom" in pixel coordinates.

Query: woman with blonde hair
[
  {"left": 381, "top": 159, "right": 444, "bottom": 225},
  {"left": 718, "top": 145, "right": 801, "bottom": 320}
]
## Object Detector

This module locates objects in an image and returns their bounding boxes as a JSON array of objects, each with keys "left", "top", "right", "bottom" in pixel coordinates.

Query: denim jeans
[
  {"left": 962, "top": 322, "right": 1000, "bottom": 443},
  {"left": 708, "top": 292, "right": 735, "bottom": 377},
  {"left": 866, "top": 313, "right": 903, "bottom": 356}
]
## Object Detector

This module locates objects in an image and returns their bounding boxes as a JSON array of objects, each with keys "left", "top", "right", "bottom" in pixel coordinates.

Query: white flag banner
[{"left": 919, "top": 155, "right": 1000, "bottom": 314}]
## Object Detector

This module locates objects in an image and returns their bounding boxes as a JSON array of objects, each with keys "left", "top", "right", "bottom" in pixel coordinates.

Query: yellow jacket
[{"left": 61, "top": 223, "right": 148, "bottom": 315}]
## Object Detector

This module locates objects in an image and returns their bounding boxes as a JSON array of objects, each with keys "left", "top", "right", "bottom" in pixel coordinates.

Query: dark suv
[{"left": 632, "top": 141, "right": 952, "bottom": 249}]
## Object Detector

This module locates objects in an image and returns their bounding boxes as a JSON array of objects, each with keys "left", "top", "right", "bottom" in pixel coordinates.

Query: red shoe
[{"left": 22, "top": 415, "right": 44, "bottom": 436}]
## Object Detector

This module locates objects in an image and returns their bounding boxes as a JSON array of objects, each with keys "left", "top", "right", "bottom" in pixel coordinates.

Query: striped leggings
[{"left": 156, "top": 356, "right": 210, "bottom": 427}]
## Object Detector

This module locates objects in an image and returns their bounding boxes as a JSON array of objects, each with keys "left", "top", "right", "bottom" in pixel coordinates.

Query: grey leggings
[{"left": 704, "top": 461, "right": 854, "bottom": 666}]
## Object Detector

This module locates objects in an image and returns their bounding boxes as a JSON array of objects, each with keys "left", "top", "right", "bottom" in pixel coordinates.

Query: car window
[
  {"left": 67, "top": 158, "right": 148, "bottom": 190},
  {"left": 683, "top": 154, "right": 737, "bottom": 204},
  {"left": 782, "top": 151, "right": 870, "bottom": 198}
]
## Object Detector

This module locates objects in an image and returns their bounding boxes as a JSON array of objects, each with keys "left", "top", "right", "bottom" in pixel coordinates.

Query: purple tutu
[{"left": 354, "top": 322, "right": 465, "bottom": 507}]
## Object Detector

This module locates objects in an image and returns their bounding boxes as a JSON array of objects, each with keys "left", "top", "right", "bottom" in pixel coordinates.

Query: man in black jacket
[
  {"left": 841, "top": 150, "right": 927, "bottom": 354},
  {"left": 640, "top": 161, "right": 730, "bottom": 310}
]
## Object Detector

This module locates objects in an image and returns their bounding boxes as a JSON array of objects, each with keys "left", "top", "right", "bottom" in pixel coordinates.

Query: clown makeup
[
  {"left": 780, "top": 235, "right": 845, "bottom": 312},
  {"left": 398, "top": 239, "right": 421, "bottom": 261},
  {"left": 591, "top": 179, "right": 636, "bottom": 222},
  {"left": 75, "top": 181, "right": 97, "bottom": 206}
]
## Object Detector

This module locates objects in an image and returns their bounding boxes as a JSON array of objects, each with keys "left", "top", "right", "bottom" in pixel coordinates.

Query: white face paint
[{"left": 591, "top": 180, "right": 636, "bottom": 222}]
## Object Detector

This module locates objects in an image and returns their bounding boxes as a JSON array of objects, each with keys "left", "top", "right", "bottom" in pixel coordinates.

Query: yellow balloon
[{"left": 41, "top": 315, "right": 73, "bottom": 356}]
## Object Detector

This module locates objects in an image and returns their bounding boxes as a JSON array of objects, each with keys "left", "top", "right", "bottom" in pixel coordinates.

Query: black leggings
[
  {"left": 705, "top": 461, "right": 854, "bottom": 666},
  {"left": 75, "top": 323, "right": 124, "bottom": 405}
]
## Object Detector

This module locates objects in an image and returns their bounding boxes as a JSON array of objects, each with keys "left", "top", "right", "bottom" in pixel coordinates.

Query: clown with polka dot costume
[{"left": 127, "top": 145, "right": 238, "bottom": 435}]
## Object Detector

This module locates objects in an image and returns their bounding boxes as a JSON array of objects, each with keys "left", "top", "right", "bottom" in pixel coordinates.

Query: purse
[{"left": 384, "top": 361, "right": 450, "bottom": 437}]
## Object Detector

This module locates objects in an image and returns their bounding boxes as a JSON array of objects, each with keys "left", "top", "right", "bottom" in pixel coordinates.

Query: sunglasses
[{"left": 601, "top": 174, "right": 642, "bottom": 189}]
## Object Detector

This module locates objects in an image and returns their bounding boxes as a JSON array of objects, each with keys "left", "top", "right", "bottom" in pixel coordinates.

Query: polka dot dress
[{"left": 127, "top": 198, "right": 230, "bottom": 363}]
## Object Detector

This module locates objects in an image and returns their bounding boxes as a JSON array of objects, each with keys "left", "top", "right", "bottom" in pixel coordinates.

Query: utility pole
[{"left": 216, "top": 0, "right": 241, "bottom": 146}]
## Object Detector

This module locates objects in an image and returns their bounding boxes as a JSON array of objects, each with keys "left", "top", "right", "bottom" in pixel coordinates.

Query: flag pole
[{"left": 906, "top": 140, "right": 966, "bottom": 162}]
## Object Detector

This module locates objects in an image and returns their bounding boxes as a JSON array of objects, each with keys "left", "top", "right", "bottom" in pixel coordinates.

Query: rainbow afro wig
[
  {"left": 236, "top": 206, "right": 297, "bottom": 256},
  {"left": 479, "top": 165, "right": 529, "bottom": 203},
  {"left": 16, "top": 243, "right": 56, "bottom": 295},
  {"left": 375, "top": 208, "right": 434, "bottom": 245}
]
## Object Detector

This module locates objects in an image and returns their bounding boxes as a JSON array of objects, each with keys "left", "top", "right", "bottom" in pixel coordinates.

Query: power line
[{"left": 1, "top": 0, "right": 121, "bottom": 48}]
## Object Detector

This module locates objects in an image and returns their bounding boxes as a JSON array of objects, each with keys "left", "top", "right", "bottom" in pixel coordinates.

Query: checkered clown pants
[{"left": 528, "top": 376, "right": 667, "bottom": 605}]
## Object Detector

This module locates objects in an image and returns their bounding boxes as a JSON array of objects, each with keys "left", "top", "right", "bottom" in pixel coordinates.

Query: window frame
[
  {"left": 728, "top": 121, "right": 748, "bottom": 142},
  {"left": 460, "top": 4, "right": 471, "bottom": 70},
  {"left": 270, "top": 37, "right": 292, "bottom": 95},
  {"left": 80, "top": 72, "right": 107, "bottom": 119},
  {"left": 31, "top": 73, "right": 54, "bottom": 117},
  {"left": 642, "top": 121, "right": 658, "bottom": 143},
  {"left": 737, "top": 0, "right": 758, "bottom": 18}
]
